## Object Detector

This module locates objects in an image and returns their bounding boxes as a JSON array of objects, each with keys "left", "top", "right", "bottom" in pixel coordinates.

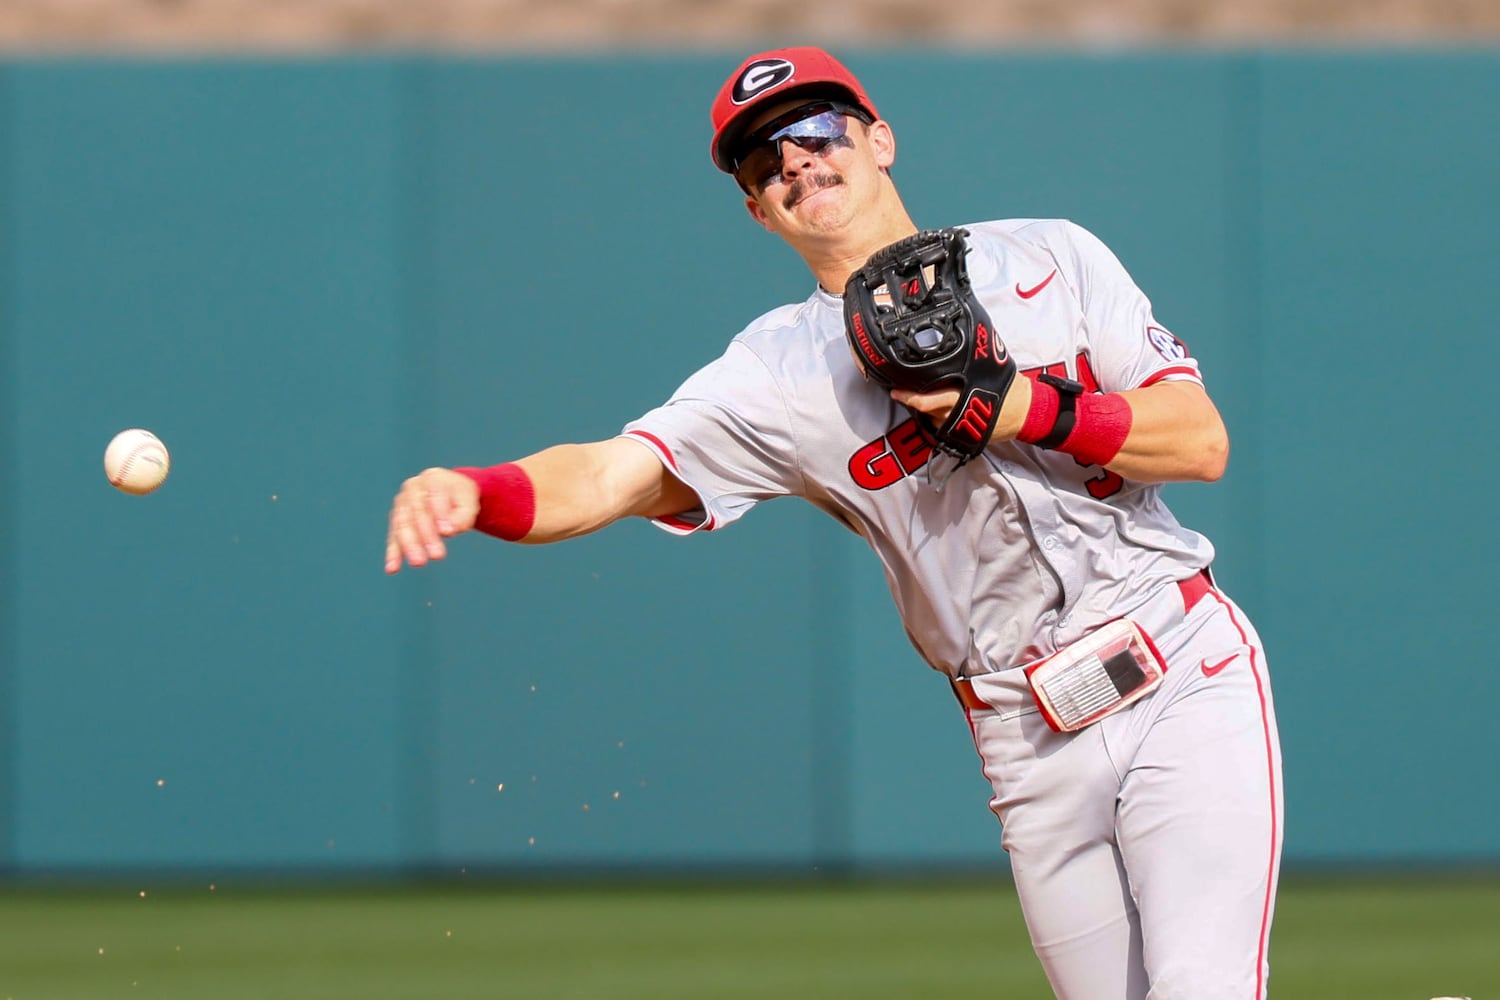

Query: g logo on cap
[
  {"left": 711, "top": 47, "right": 878, "bottom": 173},
  {"left": 732, "top": 59, "right": 795, "bottom": 105}
]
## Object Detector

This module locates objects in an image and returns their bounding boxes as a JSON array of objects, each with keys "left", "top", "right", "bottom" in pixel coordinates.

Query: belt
[
  {"left": 1177, "top": 566, "right": 1213, "bottom": 615},
  {"left": 951, "top": 569, "right": 1214, "bottom": 713}
]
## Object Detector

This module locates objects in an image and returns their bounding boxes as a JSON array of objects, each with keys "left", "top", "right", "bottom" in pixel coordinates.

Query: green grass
[{"left": 0, "top": 877, "right": 1495, "bottom": 999}]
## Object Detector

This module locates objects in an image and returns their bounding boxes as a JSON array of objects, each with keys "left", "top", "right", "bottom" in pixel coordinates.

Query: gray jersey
[{"left": 622, "top": 219, "right": 1213, "bottom": 677}]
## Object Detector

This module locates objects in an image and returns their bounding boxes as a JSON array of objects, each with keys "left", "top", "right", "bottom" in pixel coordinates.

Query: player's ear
[
  {"left": 745, "top": 195, "right": 775, "bottom": 232},
  {"left": 867, "top": 120, "right": 896, "bottom": 170}
]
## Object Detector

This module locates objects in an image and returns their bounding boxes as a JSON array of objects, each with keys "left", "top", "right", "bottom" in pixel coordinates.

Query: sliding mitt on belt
[{"left": 843, "top": 227, "right": 1018, "bottom": 463}]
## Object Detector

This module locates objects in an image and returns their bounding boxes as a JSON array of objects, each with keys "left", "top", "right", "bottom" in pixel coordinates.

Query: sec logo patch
[{"left": 1147, "top": 324, "right": 1187, "bottom": 361}]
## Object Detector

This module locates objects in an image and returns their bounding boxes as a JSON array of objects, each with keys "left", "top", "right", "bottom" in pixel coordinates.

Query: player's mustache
[{"left": 784, "top": 172, "right": 844, "bottom": 210}]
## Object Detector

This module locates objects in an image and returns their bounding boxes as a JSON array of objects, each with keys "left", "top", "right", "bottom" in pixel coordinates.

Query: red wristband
[
  {"left": 1056, "top": 392, "right": 1133, "bottom": 467},
  {"left": 1017, "top": 376, "right": 1061, "bottom": 444},
  {"left": 454, "top": 463, "right": 535, "bottom": 542}
]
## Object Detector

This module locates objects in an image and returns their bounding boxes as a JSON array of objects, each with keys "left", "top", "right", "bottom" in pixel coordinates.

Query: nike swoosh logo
[
  {"left": 1200, "top": 654, "right": 1237, "bottom": 678},
  {"left": 1016, "top": 269, "right": 1057, "bottom": 299}
]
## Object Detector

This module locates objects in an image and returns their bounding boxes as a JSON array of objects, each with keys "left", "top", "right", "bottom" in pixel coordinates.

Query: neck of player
[{"left": 795, "top": 183, "right": 919, "bottom": 295}]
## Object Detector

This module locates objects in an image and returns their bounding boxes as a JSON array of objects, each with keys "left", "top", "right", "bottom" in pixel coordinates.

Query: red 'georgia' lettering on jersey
[{"left": 848, "top": 416, "right": 933, "bottom": 489}]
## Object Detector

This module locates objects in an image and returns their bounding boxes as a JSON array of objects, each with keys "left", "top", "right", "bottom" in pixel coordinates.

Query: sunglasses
[{"left": 731, "top": 101, "right": 874, "bottom": 191}]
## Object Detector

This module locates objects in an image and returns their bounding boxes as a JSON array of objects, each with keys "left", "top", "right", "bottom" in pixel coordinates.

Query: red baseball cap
[{"left": 710, "top": 46, "right": 880, "bottom": 173}]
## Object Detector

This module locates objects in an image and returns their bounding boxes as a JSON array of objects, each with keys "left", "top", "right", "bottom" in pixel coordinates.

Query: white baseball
[{"left": 104, "top": 429, "right": 171, "bottom": 495}]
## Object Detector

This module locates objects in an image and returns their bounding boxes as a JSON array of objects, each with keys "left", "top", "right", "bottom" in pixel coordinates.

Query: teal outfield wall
[{"left": 1, "top": 51, "right": 1497, "bottom": 877}]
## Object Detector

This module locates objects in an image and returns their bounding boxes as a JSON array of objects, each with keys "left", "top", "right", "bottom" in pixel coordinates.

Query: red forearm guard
[
  {"left": 1017, "top": 376, "right": 1062, "bottom": 444},
  {"left": 1057, "top": 392, "right": 1133, "bottom": 467},
  {"left": 454, "top": 463, "right": 536, "bottom": 542},
  {"left": 1017, "top": 377, "right": 1133, "bottom": 468}
]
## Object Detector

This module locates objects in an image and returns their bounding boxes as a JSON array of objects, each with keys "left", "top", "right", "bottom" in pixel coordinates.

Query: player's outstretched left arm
[{"left": 384, "top": 436, "right": 699, "bottom": 573}]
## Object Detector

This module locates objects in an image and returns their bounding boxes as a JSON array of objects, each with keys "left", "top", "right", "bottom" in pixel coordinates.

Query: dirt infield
[{"left": 1, "top": 0, "right": 1496, "bottom": 51}]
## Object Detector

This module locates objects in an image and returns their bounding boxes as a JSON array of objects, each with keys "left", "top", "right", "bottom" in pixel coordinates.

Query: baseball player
[{"left": 385, "top": 46, "right": 1283, "bottom": 1000}]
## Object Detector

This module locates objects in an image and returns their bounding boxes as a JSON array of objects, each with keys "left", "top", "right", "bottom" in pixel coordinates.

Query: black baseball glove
[{"left": 843, "top": 227, "right": 1017, "bottom": 463}]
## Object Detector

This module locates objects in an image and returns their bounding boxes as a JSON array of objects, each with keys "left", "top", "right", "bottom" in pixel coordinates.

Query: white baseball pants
[{"left": 961, "top": 586, "right": 1283, "bottom": 999}]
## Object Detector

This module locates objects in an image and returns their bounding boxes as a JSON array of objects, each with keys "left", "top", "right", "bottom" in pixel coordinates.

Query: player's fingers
[
  {"left": 425, "top": 485, "right": 460, "bottom": 536},
  {"left": 388, "top": 499, "right": 430, "bottom": 568},
  {"left": 393, "top": 483, "right": 447, "bottom": 565},
  {"left": 409, "top": 492, "right": 448, "bottom": 560},
  {"left": 891, "top": 386, "right": 960, "bottom": 422}
]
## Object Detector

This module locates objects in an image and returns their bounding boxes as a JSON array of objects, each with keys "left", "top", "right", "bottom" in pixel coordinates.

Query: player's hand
[
  {"left": 385, "top": 467, "right": 481, "bottom": 574},
  {"left": 890, "top": 386, "right": 960, "bottom": 424},
  {"left": 892, "top": 375, "right": 1033, "bottom": 443}
]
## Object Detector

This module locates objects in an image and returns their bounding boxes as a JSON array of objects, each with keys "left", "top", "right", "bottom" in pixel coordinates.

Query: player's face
[
  {"left": 732, "top": 98, "right": 895, "bottom": 239},
  {"left": 730, "top": 101, "right": 872, "bottom": 193}
]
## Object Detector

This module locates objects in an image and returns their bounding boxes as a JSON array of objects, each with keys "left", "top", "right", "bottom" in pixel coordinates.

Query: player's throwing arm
[{"left": 384, "top": 439, "right": 699, "bottom": 572}]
